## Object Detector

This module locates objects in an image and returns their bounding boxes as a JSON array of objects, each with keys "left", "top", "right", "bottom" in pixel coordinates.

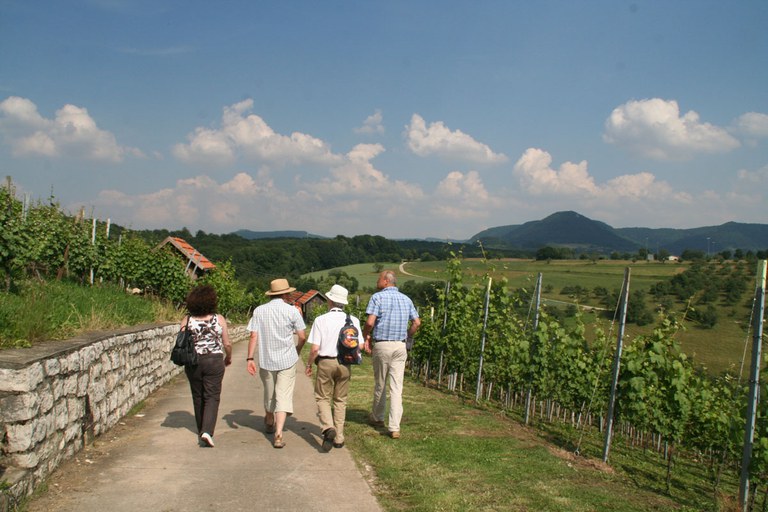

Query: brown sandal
[
  {"left": 265, "top": 419, "right": 276, "bottom": 434},
  {"left": 273, "top": 434, "right": 285, "bottom": 449}
]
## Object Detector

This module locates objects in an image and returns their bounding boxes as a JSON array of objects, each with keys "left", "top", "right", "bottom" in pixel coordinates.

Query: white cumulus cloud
[
  {"left": 405, "top": 114, "right": 508, "bottom": 164},
  {"left": 603, "top": 98, "right": 740, "bottom": 160},
  {"left": 736, "top": 164, "right": 768, "bottom": 186},
  {"left": 92, "top": 171, "right": 284, "bottom": 231},
  {"left": 432, "top": 170, "right": 500, "bottom": 219},
  {"left": 311, "top": 143, "right": 423, "bottom": 199},
  {"left": 733, "top": 112, "right": 768, "bottom": 138},
  {"left": 0, "top": 96, "right": 142, "bottom": 162},
  {"left": 354, "top": 109, "right": 385, "bottom": 135},
  {"left": 724, "top": 164, "right": 768, "bottom": 216},
  {"left": 220, "top": 171, "right": 273, "bottom": 195},
  {"left": 513, "top": 148, "right": 598, "bottom": 196},
  {"left": 512, "top": 147, "right": 677, "bottom": 205},
  {"left": 173, "top": 99, "right": 342, "bottom": 167},
  {"left": 603, "top": 172, "right": 674, "bottom": 200}
]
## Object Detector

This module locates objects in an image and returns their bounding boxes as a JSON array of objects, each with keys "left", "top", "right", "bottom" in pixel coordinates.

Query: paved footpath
[{"left": 26, "top": 339, "right": 382, "bottom": 512}]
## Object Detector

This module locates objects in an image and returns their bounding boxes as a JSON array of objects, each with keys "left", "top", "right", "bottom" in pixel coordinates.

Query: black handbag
[{"left": 171, "top": 317, "right": 198, "bottom": 366}]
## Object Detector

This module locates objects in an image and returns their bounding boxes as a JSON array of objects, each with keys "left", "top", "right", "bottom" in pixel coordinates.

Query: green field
[
  {"left": 304, "top": 262, "right": 438, "bottom": 290},
  {"left": 306, "top": 258, "right": 758, "bottom": 376}
]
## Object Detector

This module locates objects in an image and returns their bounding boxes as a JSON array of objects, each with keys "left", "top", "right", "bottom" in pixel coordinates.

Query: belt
[
  {"left": 316, "top": 355, "right": 336, "bottom": 361},
  {"left": 374, "top": 339, "right": 404, "bottom": 343}
]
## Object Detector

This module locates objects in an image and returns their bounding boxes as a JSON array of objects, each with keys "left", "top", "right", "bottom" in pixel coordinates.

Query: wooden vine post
[{"left": 739, "top": 259, "right": 767, "bottom": 510}]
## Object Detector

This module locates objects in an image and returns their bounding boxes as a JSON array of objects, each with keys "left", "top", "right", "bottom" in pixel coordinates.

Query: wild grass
[
  {"left": 0, "top": 279, "right": 179, "bottom": 349},
  {"left": 340, "top": 358, "right": 739, "bottom": 511}
]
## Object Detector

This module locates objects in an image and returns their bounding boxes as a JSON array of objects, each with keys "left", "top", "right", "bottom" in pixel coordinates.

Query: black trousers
[{"left": 185, "top": 354, "right": 225, "bottom": 436}]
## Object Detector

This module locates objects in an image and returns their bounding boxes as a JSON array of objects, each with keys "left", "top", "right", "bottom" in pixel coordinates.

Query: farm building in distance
[
  {"left": 157, "top": 237, "right": 216, "bottom": 279},
  {"left": 285, "top": 289, "right": 327, "bottom": 320}
]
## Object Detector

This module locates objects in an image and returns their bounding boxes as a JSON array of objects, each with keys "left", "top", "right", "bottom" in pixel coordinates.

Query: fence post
[
  {"left": 602, "top": 267, "right": 631, "bottom": 463},
  {"left": 739, "top": 259, "right": 767, "bottom": 510},
  {"left": 89, "top": 218, "right": 96, "bottom": 285},
  {"left": 440, "top": 280, "right": 451, "bottom": 391},
  {"left": 525, "top": 273, "right": 543, "bottom": 425},
  {"left": 475, "top": 277, "right": 492, "bottom": 403}
]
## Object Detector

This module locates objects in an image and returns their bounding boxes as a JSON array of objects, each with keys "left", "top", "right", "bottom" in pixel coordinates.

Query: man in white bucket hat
[{"left": 305, "top": 284, "right": 363, "bottom": 451}]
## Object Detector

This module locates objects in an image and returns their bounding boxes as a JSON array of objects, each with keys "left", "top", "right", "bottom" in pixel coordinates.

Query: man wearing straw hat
[
  {"left": 305, "top": 284, "right": 362, "bottom": 451},
  {"left": 246, "top": 278, "right": 307, "bottom": 448}
]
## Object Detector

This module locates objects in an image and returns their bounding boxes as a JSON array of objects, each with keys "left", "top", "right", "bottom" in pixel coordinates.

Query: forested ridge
[{"left": 135, "top": 227, "right": 511, "bottom": 292}]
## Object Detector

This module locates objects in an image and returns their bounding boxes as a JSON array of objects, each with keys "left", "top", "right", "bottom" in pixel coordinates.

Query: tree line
[
  {"left": 537, "top": 245, "right": 768, "bottom": 262},
  {"left": 135, "top": 227, "right": 493, "bottom": 294}
]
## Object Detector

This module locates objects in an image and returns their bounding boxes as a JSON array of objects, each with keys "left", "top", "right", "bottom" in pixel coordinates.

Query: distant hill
[
  {"left": 472, "top": 211, "right": 768, "bottom": 254},
  {"left": 616, "top": 221, "right": 768, "bottom": 255},
  {"left": 472, "top": 211, "right": 638, "bottom": 253},
  {"left": 232, "top": 229, "right": 325, "bottom": 240},
  {"left": 228, "top": 212, "right": 768, "bottom": 254}
]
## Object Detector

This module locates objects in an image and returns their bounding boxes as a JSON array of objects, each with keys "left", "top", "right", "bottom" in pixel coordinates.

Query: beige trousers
[
  {"left": 314, "top": 358, "right": 351, "bottom": 444},
  {"left": 371, "top": 342, "right": 407, "bottom": 433}
]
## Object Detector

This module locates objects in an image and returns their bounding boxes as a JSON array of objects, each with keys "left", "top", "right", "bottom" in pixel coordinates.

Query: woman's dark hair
[{"left": 185, "top": 285, "right": 218, "bottom": 316}]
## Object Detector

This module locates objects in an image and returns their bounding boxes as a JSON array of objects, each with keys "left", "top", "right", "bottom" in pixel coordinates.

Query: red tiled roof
[
  {"left": 296, "top": 290, "right": 324, "bottom": 305},
  {"left": 285, "top": 291, "right": 303, "bottom": 304},
  {"left": 159, "top": 237, "right": 216, "bottom": 271},
  {"left": 286, "top": 290, "right": 325, "bottom": 305}
]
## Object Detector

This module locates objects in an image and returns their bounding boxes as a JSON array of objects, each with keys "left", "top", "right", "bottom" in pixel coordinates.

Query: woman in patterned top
[{"left": 181, "top": 285, "right": 232, "bottom": 447}]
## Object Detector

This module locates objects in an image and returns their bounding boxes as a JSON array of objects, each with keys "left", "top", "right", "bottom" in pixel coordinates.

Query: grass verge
[
  {"left": 340, "top": 358, "right": 738, "bottom": 511},
  {"left": 0, "top": 279, "right": 179, "bottom": 349}
]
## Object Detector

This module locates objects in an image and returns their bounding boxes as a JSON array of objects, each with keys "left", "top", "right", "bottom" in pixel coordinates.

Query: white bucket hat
[{"left": 326, "top": 284, "right": 349, "bottom": 305}]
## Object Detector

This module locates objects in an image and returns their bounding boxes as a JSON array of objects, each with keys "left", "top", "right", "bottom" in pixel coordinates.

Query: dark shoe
[
  {"left": 332, "top": 441, "right": 345, "bottom": 449},
  {"left": 367, "top": 413, "right": 384, "bottom": 428},
  {"left": 273, "top": 434, "right": 285, "bottom": 449},
  {"left": 322, "top": 428, "right": 336, "bottom": 452},
  {"left": 265, "top": 419, "right": 276, "bottom": 434}
]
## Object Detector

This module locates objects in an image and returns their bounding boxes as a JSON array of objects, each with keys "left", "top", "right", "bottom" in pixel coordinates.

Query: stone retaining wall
[{"left": 0, "top": 323, "right": 247, "bottom": 510}]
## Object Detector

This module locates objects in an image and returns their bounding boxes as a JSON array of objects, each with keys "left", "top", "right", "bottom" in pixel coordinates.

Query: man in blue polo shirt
[{"left": 363, "top": 270, "right": 421, "bottom": 439}]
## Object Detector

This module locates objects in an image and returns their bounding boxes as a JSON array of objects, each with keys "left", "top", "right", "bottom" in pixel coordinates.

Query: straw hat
[
  {"left": 265, "top": 278, "right": 296, "bottom": 296},
  {"left": 326, "top": 284, "right": 349, "bottom": 305}
]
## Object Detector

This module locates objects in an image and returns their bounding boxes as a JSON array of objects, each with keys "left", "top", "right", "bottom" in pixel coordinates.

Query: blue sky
[{"left": 1, "top": 0, "right": 766, "bottom": 239}]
